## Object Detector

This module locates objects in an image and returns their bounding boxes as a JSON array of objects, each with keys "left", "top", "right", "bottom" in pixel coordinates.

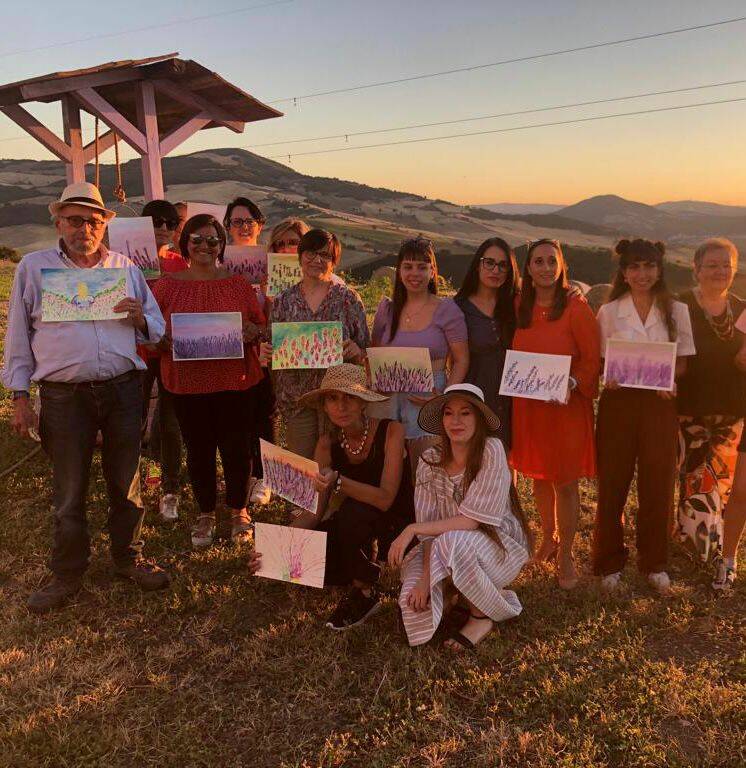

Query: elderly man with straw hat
[{"left": 2, "top": 182, "right": 170, "bottom": 613}]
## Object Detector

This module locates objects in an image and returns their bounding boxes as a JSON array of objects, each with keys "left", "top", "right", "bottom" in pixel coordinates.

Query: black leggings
[{"left": 172, "top": 388, "right": 255, "bottom": 514}]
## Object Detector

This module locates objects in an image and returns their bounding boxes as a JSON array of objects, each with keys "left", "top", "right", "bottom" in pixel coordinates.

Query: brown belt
[{"left": 40, "top": 369, "right": 139, "bottom": 390}]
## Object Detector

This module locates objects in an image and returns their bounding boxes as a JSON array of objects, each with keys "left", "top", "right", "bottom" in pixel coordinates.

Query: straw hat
[
  {"left": 299, "top": 364, "right": 389, "bottom": 408},
  {"left": 417, "top": 383, "right": 501, "bottom": 436},
  {"left": 49, "top": 182, "right": 116, "bottom": 220}
]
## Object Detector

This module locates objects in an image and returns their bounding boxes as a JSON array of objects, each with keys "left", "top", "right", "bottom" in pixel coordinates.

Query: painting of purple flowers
[
  {"left": 224, "top": 245, "right": 268, "bottom": 283},
  {"left": 604, "top": 339, "right": 676, "bottom": 392},
  {"left": 107, "top": 217, "right": 160, "bottom": 279},
  {"left": 367, "top": 347, "right": 434, "bottom": 393},
  {"left": 260, "top": 439, "right": 320, "bottom": 514},
  {"left": 254, "top": 523, "right": 326, "bottom": 589},
  {"left": 171, "top": 312, "right": 244, "bottom": 361}
]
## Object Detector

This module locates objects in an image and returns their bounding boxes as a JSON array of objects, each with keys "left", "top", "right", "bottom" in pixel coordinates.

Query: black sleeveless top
[{"left": 330, "top": 418, "right": 415, "bottom": 524}]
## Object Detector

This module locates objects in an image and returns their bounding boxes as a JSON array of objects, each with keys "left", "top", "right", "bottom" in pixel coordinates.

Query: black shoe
[
  {"left": 325, "top": 588, "right": 381, "bottom": 631},
  {"left": 27, "top": 576, "right": 82, "bottom": 614},
  {"left": 114, "top": 560, "right": 170, "bottom": 591}
]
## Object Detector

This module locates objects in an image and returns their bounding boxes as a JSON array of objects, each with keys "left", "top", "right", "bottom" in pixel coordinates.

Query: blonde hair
[
  {"left": 694, "top": 237, "right": 739, "bottom": 269},
  {"left": 269, "top": 218, "right": 310, "bottom": 250}
]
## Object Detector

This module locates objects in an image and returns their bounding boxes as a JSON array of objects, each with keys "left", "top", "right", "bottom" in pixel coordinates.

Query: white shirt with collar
[
  {"left": 1, "top": 243, "right": 165, "bottom": 391},
  {"left": 596, "top": 292, "right": 696, "bottom": 356}
]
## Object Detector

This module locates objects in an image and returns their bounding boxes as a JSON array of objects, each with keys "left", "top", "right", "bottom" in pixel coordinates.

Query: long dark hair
[
  {"left": 517, "top": 238, "right": 570, "bottom": 328},
  {"left": 608, "top": 238, "right": 677, "bottom": 341},
  {"left": 424, "top": 403, "right": 533, "bottom": 555},
  {"left": 388, "top": 237, "right": 438, "bottom": 341},
  {"left": 455, "top": 237, "right": 520, "bottom": 339},
  {"left": 179, "top": 214, "right": 227, "bottom": 263}
]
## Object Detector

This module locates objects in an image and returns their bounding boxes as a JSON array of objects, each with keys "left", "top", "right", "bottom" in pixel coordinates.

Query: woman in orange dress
[{"left": 510, "top": 239, "right": 601, "bottom": 589}]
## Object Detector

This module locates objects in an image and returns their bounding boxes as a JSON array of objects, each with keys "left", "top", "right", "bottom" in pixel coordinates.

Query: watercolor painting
[
  {"left": 171, "top": 311, "right": 244, "bottom": 361},
  {"left": 107, "top": 217, "right": 160, "bottom": 279},
  {"left": 367, "top": 346, "right": 434, "bottom": 393},
  {"left": 260, "top": 438, "right": 320, "bottom": 514},
  {"left": 41, "top": 268, "right": 127, "bottom": 322},
  {"left": 185, "top": 202, "right": 227, "bottom": 225},
  {"left": 604, "top": 339, "right": 676, "bottom": 391},
  {"left": 254, "top": 522, "right": 326, "bottom": 589},
  {"left": 224, "top": 245, "right": 268, "bottom": 283},
  {"left": 499, "top": 349, "right": 572, "bottom": 401},
  {"left": 266, "top": 253, "right": 302, "bottom": 297},
  {"left": 271, "top": 321, "right": 343, "bottom": 370}
]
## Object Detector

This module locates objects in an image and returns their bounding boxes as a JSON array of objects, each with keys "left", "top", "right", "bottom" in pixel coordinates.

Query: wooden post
[
  {"left": 61, "top": 95, "right": 85, "bottom": 185},
  {"left": 135, "top": 81, "right": 164, "bottom": 201}
]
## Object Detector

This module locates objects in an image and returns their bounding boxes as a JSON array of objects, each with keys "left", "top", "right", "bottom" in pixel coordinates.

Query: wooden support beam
[
  {"left": 61, "top": 95, "right": 85, "bottom": 184},
  {"left": 151, "top": 78, "right": 244, "bottom": 133},
  {"left": 73, "top": 87, "right": 147, "bottom": 154},
  {"left": 135, "top": 80, "right": 164, "bottom": 201},
  {"left": 82, "top": 129, "right": 117, "bottom": 163},
  {"left": 0, "top": 104, "right": 71, "bottom": 162},
  {"left": 21, "top": 67, "right": 144, "bottom": 102},
  {"left": 159, "top": 111, "right": 211, "bottom": 156}
]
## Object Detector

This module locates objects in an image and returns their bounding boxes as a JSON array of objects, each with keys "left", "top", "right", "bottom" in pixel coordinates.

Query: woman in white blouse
[{"left": 593, "top": 239, "right": 695, "bottom": 594}]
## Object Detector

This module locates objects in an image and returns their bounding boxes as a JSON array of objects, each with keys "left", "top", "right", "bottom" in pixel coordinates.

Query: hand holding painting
[
  {"left": 314, "top": 468, "right": 338, "bottom": 494},
  {"left": 113, "top": 297, "right": 146, "bottom": 331}
]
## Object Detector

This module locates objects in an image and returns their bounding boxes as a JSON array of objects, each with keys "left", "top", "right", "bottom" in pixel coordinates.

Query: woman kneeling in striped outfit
[{"left": 388, "top": 384, "right": 532, "bottom": 651}]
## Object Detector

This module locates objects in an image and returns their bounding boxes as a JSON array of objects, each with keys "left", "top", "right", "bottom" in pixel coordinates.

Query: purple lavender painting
[{"left": 603, "top": 339, "right": 676, "bottom": 391}]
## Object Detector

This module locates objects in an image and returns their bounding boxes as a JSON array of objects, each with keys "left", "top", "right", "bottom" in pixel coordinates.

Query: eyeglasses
[
  {"left": 59, "top": 215, "right": 106, "bottom": 231},
  {"left": 152, "top": 217, "right": 179, "bottom": 230},
  {"left": 188, "top": 234, "right": 221, "bottom": 247},
  {"left": 229, "top": 217, "right": 258, "bottom": 228},
  {"left": 302, "top": 250, "right": 334, "bottom": 263},
  {"left": 273, "top": 238, "right": 300, "bottom": 250},
  {"left": 480, "top": 257, "right": 509, "bottom": 273}
]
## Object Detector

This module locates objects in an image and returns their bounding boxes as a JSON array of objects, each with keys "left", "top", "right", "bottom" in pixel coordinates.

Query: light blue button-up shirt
[{"left": 1, "top": 244, "right": 165, "bottom": 391}]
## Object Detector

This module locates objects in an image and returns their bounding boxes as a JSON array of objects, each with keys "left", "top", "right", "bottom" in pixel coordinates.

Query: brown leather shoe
[
  {"left": 27, "top": 576, "right": 82, "bottom": 614},
  {"left": 114, "top": 560, "right": 170, "bottom": 591}
]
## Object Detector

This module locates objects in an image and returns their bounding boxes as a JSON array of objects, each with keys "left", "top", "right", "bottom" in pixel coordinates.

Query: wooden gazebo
[{"left": 0, "top": 53, "right": 282, "bottom": 200}]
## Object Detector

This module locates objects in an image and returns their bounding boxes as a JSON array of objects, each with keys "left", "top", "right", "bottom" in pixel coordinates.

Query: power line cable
[
  {"left": 255, "top": 77, "right": 746, "bottom": 147},
  {"left": 0, "top": 0, "right": 294, "bottom": 59},
  {"left": 269, "top": 15, "right": 746, "bottom": 104},
  {"left": 267, "top": 94, "right": 746, "bottom": 159}
]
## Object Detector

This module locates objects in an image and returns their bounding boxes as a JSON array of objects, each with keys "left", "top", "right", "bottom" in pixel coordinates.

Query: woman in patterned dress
[{"left": 388, "top": 384, "right": 531, "bottom": 651}]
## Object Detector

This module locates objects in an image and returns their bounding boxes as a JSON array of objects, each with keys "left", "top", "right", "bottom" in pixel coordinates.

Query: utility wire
[
  {"left": 255, "top": 77, "right": 746, "bottom": 147},
  {"left": 267, "top": 94, "right": 746, "bottom": 159},
  {"left": 269, "top": 15, "right": 746, "bottom": 104}
]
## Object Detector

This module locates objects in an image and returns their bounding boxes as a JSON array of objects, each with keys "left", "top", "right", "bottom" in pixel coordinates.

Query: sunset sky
[{"left": 2, "top": 1, "right": 746, "bottom": 206}]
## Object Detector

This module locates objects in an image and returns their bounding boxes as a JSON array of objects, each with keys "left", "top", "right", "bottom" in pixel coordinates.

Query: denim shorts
[{"left": 367, "top": 371, "right": 447, "bottom": 440}]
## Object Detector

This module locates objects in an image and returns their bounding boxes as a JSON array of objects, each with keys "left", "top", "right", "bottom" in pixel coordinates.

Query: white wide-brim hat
[
  {"left": 49, "top": 182, "right": 116, "bottom": 220},
  {"left": 417, "top": 383, "right": 501, "bottom": 436}
]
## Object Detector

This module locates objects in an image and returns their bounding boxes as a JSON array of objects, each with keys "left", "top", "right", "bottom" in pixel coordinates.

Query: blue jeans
[{"left": 39, "top": 372, "right": 145, "bottom": 578}]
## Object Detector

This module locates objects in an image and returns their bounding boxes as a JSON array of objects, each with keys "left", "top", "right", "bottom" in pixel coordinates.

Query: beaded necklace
[{"left": 341, "top": 417, "right": 369, "bottom": 456}]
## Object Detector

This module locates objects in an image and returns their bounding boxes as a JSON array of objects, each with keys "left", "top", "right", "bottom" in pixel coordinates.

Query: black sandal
[{"left": 444, "top": 612, "right": 493, "bottom": 652}]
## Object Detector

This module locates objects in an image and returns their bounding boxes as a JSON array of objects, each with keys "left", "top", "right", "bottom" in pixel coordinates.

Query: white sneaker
[
  {"left": 600, "top": 572, "right": 622, "bottom": 593},
  {"left": 250, "top": 479, "right": 272, "bottom": 505},
  {"left": 647, "top": 571, "right": 671, "bottom": 594},
  {"left": 159, "top": 494, "right": 179, "bottom": 521}
]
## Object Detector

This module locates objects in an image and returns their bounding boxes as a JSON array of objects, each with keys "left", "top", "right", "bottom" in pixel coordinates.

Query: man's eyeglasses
[
  {"left": 480, "top": 257, "right": 509, "bottom": 273},
  {"left": 59, "top": 215, "right": 106, "bottom": 231},
  {"left": 273, "top": 238, "right": 300, "bottom": 250},
  {"left": 188, "top": 234, "right": 221, "bottom": 247},
  {"left": 302, "top": 250, "right": 333, "bottom": 263},
  {"left": 152, "top": 217, "right": 179, "bottom": 230},
  {"left": 229, "top": 217, "right": 258, "bottom": 229}
]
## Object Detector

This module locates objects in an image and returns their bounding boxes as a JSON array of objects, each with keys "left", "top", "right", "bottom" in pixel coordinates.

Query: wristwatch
[{"left": 12, "top": 391, "right": 30, "bottom": 401}]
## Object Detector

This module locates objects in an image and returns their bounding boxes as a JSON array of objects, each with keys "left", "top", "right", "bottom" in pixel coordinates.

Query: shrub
[{"left": 0, "top": 245, "right": 21, "bottom": 263}]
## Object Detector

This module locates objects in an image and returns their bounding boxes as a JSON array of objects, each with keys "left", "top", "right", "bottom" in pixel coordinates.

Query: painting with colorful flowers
[
  {"left": 271, "top": 321, "right": 343, "bottom": 370},
  {"left": 254, "top": 522, "right": 326, "bottom": 589}
]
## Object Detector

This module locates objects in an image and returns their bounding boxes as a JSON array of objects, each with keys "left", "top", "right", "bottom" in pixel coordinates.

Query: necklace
[
  {"left": 697, "top": 289, "right": 734, "bottom": 341},
  {"left": 341, "top": 417, "right": 369, "bottom": 455},
  {"left": 403, "top": 297, "right": 430, "bottom": 325}
]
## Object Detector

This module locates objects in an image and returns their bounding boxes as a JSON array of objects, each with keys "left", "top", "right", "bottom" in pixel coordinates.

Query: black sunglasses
[
  {"left": 152, "top": 216, "right": 179, "bottom": 230},
  {"left": 188, "top": 234, "right": 221, "bottom": 247}
]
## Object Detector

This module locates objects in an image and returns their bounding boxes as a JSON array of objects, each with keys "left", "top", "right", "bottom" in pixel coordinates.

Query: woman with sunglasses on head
[
  {"left": 593, "top": 239, "right": 695, "bottom": 595},
  {"left": 389, "top": 384, "right": 531, "bottom": 651},
  {"left": 454, "top": 237, "right": 520, "bottom": 448},
  {"left": 262, "top": 228, "right": 369, "bottom": 459},
  {"left": 511, "top": 239, "right": 601, "bottom": 589},
  {"left": 370, "top": 238, "right": 469, "bottom": 468},
  {"left": 152, "top": 214, "right": 265, "bottom": 548}
]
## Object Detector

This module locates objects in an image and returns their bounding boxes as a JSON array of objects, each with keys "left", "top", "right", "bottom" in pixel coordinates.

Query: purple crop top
[{"left": 371, "top": 297, "right": 467, "bottom": 360}]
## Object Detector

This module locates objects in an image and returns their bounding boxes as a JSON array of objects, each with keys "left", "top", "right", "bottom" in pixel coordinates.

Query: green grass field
[{"left": 0, "top": 262, "right": 743, "bottom": 767}]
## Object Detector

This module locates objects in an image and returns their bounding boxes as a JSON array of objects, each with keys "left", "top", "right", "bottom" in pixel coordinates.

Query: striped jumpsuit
[{"left": 399, "top": 438, "right": 529, "bottom": 646}]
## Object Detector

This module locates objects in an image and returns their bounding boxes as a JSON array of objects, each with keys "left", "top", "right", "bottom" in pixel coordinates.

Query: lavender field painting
[
  {"left": 604, "top": 339, "right": 676, "bottom": 391},
  {"left": 499, "top": 350, "right": 572, "bottom": 401},
  {"left": 254, "top": 523, "right": 326, "bottom": 589},
  {"left": 267, "top": 253, "right": 302, "bottom": 297},
  {"left": 260, "top": 439, "right": 319, "bottom": 514},
  {"left": 367, "top": 346, "right": 434, "bottom": 393},
  {"left": 185, "top": 202, "right": 227, "bottom": 225},
  {"left": 224, "top": 245, "right": 267, "bottom": 283},
  {"left": 171, "top": 312, "right": 244, "bottom": 361},
  {"left": 107, "top": 217, "right": 160, "bottom": 279}
]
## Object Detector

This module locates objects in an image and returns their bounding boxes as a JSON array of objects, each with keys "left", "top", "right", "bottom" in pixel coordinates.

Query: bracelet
[{"left": 334, "top": 473, "right": 343, "bottom": 494}]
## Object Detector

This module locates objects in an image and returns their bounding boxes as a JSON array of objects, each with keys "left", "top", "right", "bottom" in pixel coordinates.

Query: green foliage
[
  {"left": 0, "top": 245, "right": 21, "bottom": 263},
  {"left": 347, "top": 273, "right": 392, "bottom": 311}
]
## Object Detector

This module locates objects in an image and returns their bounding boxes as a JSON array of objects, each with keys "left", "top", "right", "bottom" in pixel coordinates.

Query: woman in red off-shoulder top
[{"left": 153, "top": 214, "right": 264, "bottom": 549}]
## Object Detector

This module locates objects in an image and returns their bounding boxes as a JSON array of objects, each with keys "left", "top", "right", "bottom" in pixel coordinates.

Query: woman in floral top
[{"left": 264, "top": 229, "right": 369, "bottom": 458}]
